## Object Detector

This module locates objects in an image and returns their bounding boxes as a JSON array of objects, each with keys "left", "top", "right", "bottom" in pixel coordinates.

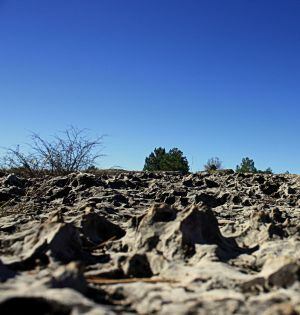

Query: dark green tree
[
  {"left": 236, "top": 157, "right": 257, "bottom": 173},
  {"left": 143, "top": 147, "right": 189, "bottom": 173},
  {"left": 236, "top": 157, "right": 273, "bottom": 174},
  {"left": 143, "top": 147, "right": 167, "bottom": 172},
  {"left": 262, "top": 167, "right": 273, "bottom": 174}
]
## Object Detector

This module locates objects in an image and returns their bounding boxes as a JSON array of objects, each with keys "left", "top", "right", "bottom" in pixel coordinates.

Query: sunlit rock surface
[{"left": 0, "top": 171, "right": 299, "bottom": 314}]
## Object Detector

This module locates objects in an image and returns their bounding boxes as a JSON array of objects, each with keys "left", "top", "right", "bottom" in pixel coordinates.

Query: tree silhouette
[
  {"left": 236, "top": 157, "right": 257, "bottom": 173},
  {"left": 236, "top": 157, "right": 272, "bottom": 174},
  {"left": 143, "top": 147, "right": 189, "bottom": 173}
]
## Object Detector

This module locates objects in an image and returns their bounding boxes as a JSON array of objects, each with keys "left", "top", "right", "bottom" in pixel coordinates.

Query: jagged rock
[
  {"left": 180, "top": 196, "right": 189, "bottom": 206},
  {"left": 261, "top": 182, "right": 280, "bottom": 195},
  {"left": 0, "top": 186, "right": 24, "bottom": 201},
  {"left": 195, "top": 192, "right": 229, "bottom": 207},
  {"left": 261, "top": 256, "right": 300, "bottom": 288},
  {"left": 107, "top": 179, "right": 127, "bottom": 189},
  {"left": 6, "top": 219, "right": 84, "bottom": 268},
  {"left": 287, "top": 187, "right": 296, "bottom": 195},
  {"left": 0, "top": 289, "right": 114, "bottom": 315},
  {"left": 232, "top": 195, "right": 242, "bottom": 205},
  {"left": 122, "top": 254, "right": 153, "bottom": 278},
  {"left": 81, "top": 211, "right": 125, "bottom": 244},
  {"left": 4, "top": 174, "right": 26, "bottom": 188},
  {"left": 0, "top": 171, "right": 299, "bottom": 314},
  {"left": 242, "top": 250, "right": 300, "bottom": 294},
  {"left": 182, "top": 178, "right": 193, "bottom": 187},
  {"left": 0, "top": 189, "right": 12, "bottom": 202},
  {"left": 51, "top": 262, "right": 87, "bottom": 293},
  {"left": 205, "top": 178, "right": 220, "bottom": 188},
  {"left": 47, "top": 186, "right": 71, "bottom": 200},
  {"left": 74, "top": 173, "right": 105, "bottom": 188},
  {"left": 0, "top": 296, "right": 72, "bottom": 315},
  {"left": 112, "top": 193, "right": 128, "bottom": 204},
  {"left": 125, "top": 204, "right": 253, "bottom": 262},
  {"left": 164, "top": 195, "right": 176, "bottom": 205},
  {"left": 0, "top": 259, "right": 16, "bottom": 282},
  {"left": 172, "top": 189, "right": 187, "bottom": 197}
]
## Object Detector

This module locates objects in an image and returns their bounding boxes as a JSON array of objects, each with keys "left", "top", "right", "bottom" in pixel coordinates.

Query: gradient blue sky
[{"left": 0, "top": 0, "right": 299, "bottom": 173}]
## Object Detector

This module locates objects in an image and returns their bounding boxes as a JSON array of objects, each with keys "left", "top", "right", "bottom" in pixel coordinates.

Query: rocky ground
[{"left": 0, "top": 170, "right": 299, "bottom": 315}]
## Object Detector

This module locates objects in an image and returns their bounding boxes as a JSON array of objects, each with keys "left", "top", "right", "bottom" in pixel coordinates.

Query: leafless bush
[
  {"left": 204, "top": 157, "right": 222, "bottom": 171},
  {"left": 2, "top": 127, "right": 105, "bottom": 175}
]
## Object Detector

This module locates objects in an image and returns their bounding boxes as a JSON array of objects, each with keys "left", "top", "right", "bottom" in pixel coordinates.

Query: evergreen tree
[
  {"left": 236, "top": 157, "right": 273, "bottom": 174},
  {"left": 236, "top": 157, "right": 257, "bottom": 173},
  {"left": 263, "top": 167, "right": 273, "bottom": 174},
  {"left": 143, "top": 147, "right": 189, "bottom": 173}
]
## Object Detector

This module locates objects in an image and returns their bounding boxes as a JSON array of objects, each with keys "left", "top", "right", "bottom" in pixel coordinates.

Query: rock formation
[{"left": 0, "top": 171, "right": 299, "bottom": 314}]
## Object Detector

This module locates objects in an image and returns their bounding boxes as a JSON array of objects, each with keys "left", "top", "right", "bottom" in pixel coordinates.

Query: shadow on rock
[
  {"left": 0, "top": 297, "right": 71, "bottom": 315},
  {"left": 81, "top": 210, "right": 125, "bottom": 245}
]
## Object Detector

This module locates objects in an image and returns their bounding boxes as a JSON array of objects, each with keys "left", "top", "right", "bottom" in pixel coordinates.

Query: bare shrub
[
  {"left": 2, "top": 127, "right": 104, "bottom": 175},
  {"left": 204, "top": 157, "right": 222, "bottom": 171}
]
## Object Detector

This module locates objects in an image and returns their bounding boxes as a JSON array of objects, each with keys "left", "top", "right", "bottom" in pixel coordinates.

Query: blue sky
[{"left": 0, "top": 0, "right": 299, "bottom": 173}]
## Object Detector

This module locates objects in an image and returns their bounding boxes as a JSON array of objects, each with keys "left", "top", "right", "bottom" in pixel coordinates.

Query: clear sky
[{"left": 0, "top": 0, "right": 299, "bottom": 173}]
